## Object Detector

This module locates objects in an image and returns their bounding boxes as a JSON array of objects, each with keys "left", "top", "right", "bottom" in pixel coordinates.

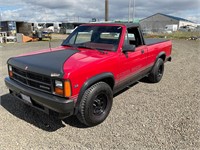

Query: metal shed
[
  {"left": 140, "top": 13, "right": 197, "bottom": 33},
  {"left": 0, "top": 21, "right": 33, "bottom": 36}
]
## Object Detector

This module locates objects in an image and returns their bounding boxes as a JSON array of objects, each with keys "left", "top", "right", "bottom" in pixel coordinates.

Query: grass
[{"left": 144, "top": 31, "right": 200, "bottom": 39}]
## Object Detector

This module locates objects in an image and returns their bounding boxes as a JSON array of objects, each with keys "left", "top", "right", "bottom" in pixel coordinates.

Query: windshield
[{"left": 62, "top": 25, "right": 122, "bottom": 51}]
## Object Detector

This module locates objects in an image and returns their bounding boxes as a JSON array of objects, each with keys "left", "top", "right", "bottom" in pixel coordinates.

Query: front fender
[{"left": 74, "top": 72, "right": 114, "bottom": 114}]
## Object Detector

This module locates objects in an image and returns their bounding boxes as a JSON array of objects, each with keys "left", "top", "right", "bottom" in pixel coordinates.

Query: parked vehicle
[
  {"left": 179, "top": 25, "right": 196, "bottom": 32},
  {"left": 60, "top": 22, "right": 83, "bottom": 34},
  {"left": 165, "top": 24, "right": 178, "bottom": 32},
  {"left": 5, "top": 23, "right": 172, "bottom": 126},
  {"left": 32, "top": 22, "right": 61, "bottom": 33}
]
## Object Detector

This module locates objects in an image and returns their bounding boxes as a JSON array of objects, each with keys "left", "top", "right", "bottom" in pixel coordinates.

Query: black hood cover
[{"left": 8, "top": 49, "right": 79, "bottom": 78}]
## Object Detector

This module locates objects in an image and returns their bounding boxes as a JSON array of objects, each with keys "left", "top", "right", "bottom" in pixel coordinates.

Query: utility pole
[
  {"left": 0, "top": 10, "right": 2, "bottom": 32},
  {"left": 133, "top": 0, "right": 135, "bottom": 22},
  {"left": 128, "top": 0, "right": 131, "bottom": 22},
  {"left": 128, "top": 0, "right": 136, "bottom": 22},
  {"left": 105, "top": 0, "right": 109, "bottom": 21}
]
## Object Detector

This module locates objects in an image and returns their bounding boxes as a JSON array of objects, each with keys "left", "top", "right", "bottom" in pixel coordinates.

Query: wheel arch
[
  {"left": 156, "top": 51, "right": 166, "bottom": 62},
  {"left": 74, "top": 72, "right": 115, "bottom": 114},
  {"left": 147, "top": 52, "right": 165, "bottom": 83},
  {"left": 150, "top": 51, "right": 166, "bottom": 73}
]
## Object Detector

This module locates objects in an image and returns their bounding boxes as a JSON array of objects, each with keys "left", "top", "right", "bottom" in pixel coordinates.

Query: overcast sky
[{"left": 0, "top": 0, "right": 199, "bottom": 23}]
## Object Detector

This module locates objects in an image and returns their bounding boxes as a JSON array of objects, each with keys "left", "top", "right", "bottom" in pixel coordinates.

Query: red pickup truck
[{"left": 5, "top": 23, "right": 172, "bottom": 126}]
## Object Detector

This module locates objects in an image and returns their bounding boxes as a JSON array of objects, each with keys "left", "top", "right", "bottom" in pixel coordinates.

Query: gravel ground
[{"left": 0, "top": 39, "right": 199, "bottom": 150}]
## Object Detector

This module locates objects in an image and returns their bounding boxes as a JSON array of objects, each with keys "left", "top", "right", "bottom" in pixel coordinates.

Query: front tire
[
  {"left": 77, "top": 82, "right": 113, "bottom": 127},
  {"left": 148, "top": 58, "right": 164, "bottom": 83}
]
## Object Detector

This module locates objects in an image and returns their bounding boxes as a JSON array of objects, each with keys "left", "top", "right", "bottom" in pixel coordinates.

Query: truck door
[{"left": 117, "top": 27, "right": 148, "bottom": 85}]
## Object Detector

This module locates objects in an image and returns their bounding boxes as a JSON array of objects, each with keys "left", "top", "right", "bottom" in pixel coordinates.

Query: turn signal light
[
  {"left": 54, "top": 80, "right": 71, "bottom": 97},
  {"left": 9, "top": 71, "right": 13, "bottom": 77},
  {"left": 64, "top": 81, "right": 71, "bottom": 97},
  {"left": 54, "top": 87, "right": 64, "bottom": 95},
  {"left": 8, "top": 65, "right": 13, "bottom": 77}
]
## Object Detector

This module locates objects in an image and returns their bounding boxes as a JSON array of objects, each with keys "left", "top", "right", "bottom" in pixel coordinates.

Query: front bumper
[{"left": 4, "top": 77, "right": 74, "bottom": 117}]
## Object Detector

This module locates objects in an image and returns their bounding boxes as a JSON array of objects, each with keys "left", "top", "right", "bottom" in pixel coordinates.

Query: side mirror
[{"left": 122, "top": 44, "right": 136, "bottom": 52}]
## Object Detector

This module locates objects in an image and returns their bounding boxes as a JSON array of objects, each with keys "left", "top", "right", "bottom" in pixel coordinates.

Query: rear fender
[
  {"left": 156, "top": 51, "right": 166, "bottom": 62},
  {"left": 150, "top": 52, "right": 166, "bottom": 72}
]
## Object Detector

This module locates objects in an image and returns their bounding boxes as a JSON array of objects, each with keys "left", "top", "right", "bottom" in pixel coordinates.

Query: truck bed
[{"left": 145, "top": 38, "right": 169, "bottom": 46}]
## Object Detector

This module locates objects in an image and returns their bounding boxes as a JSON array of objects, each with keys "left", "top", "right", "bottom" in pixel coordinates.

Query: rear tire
[
  {"left": 77, "top": 82, "right": 113, "bottom": 127},
  {"left": 148, "top": 58, "right": 164, "bottom": 83}
]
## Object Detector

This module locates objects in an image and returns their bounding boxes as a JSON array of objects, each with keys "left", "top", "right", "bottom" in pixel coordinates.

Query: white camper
[{"left": 165, "top": 24, "right": 178, "bottom": 32}]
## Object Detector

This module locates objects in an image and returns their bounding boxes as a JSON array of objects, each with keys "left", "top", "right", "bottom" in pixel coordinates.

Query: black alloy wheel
[
  {"left": 77, "top": 82, "right": 113, "bottom": 127},
  {"left": 93, "top": 93, "right": 108, "bottom": 116}
]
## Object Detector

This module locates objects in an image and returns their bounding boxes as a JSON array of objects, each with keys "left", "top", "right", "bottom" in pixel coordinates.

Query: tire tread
[{"left": 77, "top": 82, "right": 112, "bottom": 126}]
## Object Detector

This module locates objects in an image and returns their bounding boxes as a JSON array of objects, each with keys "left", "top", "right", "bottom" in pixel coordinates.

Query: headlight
[
  {"left": 55, "top": 80, "right": 63, "bottom": 88},
  {"left": 54, "top": 80, "right": 71, "bottom": 97},
  {"left": 54, "top": 80, "right": 64, "bottom": 96},
  {"left": 8, "top": 65, "right": 13, "bottom": 77}
]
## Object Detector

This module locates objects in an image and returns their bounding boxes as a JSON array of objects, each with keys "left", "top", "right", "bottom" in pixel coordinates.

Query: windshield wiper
[
  {"left": 77, "top": 44, "right": 110, "bottom": 53},
  {"left": 77, "top": 45, "right": 94, "bottom": 50},
  {"left": 62, "top": 44, "right": 74, "bottom": 47},
  {"left": 63, "top": 44, "right": 96, "bottom": 51},
  {"left": 96, "top": 48, "right": 107, "bottom": 51}
]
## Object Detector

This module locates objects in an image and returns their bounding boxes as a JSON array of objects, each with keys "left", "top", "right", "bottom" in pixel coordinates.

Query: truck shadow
[
  {"left": 114, "top": 82, "right": 139, "bottom": 97},
  {"left": 0, "top": 94, "right": 88, "bottom": 132},
  {"left": 139, "top": 77, "right": 154, "bottom": 84},
  {"left": 1, "top": 82, "right": 141, "bottom": 131}
]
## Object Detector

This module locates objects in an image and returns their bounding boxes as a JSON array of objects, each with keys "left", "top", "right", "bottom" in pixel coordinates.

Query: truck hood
[
  {"left": 63, "top": 49, "right": 115, "bottom": 78},
  {"left": 8, "top": 49, "right": 79, "bottom": 78}
]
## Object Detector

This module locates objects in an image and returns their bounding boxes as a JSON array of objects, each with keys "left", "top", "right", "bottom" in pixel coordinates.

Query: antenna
[{"left": 49, "top": 35, "right": 52, "bottom": 51}]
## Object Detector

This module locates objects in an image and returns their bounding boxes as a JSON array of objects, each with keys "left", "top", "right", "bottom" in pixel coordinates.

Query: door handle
[{"left": 141, "top": 50, "right": 145, "bottom": 54}]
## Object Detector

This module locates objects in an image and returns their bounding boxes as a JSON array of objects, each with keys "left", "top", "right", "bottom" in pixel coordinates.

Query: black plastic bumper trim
[{"left": 4, "top": 77, "right": 74, "bottom": 115}]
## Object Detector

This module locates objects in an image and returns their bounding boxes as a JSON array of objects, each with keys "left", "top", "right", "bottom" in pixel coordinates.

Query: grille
[{"left": 12, "top": 67, "right": 52, "bottom": 93}]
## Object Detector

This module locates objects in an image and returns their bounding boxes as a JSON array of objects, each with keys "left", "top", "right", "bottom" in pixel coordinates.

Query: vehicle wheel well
[
  {"left": 90, "top": 77, "right": 115, "bottom": 90},
  {"left": 159, "top": 54, "right": 166, "bottom": 61},
  {"left": 101, "top": 77, "right": 115, "bottom": 90}
]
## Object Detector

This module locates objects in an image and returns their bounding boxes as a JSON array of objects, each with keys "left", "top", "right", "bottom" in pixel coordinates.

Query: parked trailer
[{"left": 165, "top": 24, "right": 178, "bottom": 32}]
